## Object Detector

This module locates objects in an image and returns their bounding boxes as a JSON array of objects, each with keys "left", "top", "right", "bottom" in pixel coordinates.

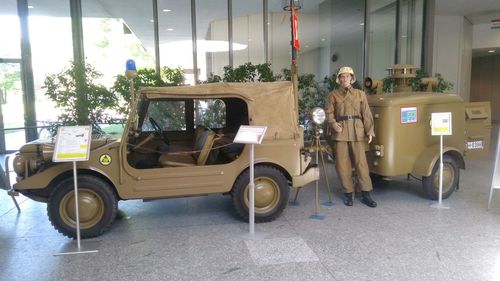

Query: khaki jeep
[{"left": 7, "top": 81, "right": 318, "bottom": 238}]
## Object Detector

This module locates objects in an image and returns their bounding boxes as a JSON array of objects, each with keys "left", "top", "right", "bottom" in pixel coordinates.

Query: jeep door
[{"left": 119, "top": 96, "right": 246, "bottom": 199}]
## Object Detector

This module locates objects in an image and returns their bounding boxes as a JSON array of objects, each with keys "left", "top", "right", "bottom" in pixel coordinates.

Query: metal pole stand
[
  {"left": 430, "top": 135, "right": 450, "bottom": 209},
  {"left": 487, "top": 129, "right": 500, "bottom": 210},
  {"left": 292, "top": 127, "right": 334, "bottom": 219}
]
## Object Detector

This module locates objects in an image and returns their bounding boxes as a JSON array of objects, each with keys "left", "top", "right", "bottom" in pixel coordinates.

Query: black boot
[
  {"left": 343, "top": 193, "right": 353, "bottom": 206},
  {"left": 361, "top": 191, "right": 377, "bottom": 208}
]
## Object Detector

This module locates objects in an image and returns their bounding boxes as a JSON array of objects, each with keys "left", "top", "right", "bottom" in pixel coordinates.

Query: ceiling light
[
  {"left": 28, "top": 5, "right": 34, "bottom": 8},
  {"left": 321, "top": 38, "right": 326, "bottom": 41},
  {"left": 167, "top": 28, "right": 174, "bottom": 31},
  {"left": 359, "top": 23, "right": 364, "bottom": 26},
  {"left": 488, "top": 50, "right": 495, "bottom": 53},
  {"left": 150, "top": 19, "right": 154, "bottom": 23},
  {"left": 163, "top": 9, "right": 171, "bottom": 12}
]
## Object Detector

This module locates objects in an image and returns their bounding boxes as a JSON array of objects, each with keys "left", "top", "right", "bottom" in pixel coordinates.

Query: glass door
[{"left": 0, "top": 62, "right": 26, "bottom": 153}]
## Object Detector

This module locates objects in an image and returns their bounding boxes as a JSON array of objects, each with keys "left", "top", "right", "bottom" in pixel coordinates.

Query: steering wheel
[{"left": 149, "top": 117, "right": 170, "bottom": 145}]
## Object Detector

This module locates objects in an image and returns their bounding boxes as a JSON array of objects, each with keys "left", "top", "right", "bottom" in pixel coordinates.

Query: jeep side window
[
  {"left": 143, "top": 100, "right": 186, "bottom": 131},
  {"left": 194, "top": 99, "right": 226, "bottom": 129}
]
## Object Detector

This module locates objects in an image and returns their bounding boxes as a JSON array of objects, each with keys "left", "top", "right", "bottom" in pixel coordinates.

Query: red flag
[{"left": 292, "top": 10, "right": 300, "bottom": 50}]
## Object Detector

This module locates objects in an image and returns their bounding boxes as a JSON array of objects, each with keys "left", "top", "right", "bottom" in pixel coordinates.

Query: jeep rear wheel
[
  {"left": 231, "top": 165, "right": 289, "bottom": 222},
  {"left": 422, "top": 155, "right": 459, "bottom": 200},
  {"left": 47, "top": 175, "right": 117, "bottom": 239}
]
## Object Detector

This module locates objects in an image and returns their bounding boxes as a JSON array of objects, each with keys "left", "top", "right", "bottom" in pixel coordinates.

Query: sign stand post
[
  {"left": 430, "top": 112, "right": 451, "bottom": 209},
  {"left": 233, "top": 125, "right": 267, "bottom": 236},
  {"left": 487, "top": 129, "right": 500, "bottom": 210},
  {"left": 52, "top": 126, "right": 99, "bottom": 256},
  {"left": 249, "top": 143, "right": 255, "bottom": 234}
]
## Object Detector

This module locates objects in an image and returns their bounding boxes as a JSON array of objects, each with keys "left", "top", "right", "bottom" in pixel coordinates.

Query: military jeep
[{"left": 6, "top": 81, "right": 318, "bottom": 238}]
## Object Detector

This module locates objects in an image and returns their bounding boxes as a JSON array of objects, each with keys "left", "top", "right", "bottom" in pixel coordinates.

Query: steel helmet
[{"left": 336, "top": 66, "right": 356, "bottom": 84}]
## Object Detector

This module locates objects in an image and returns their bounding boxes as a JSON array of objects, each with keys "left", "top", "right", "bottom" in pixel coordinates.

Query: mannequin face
[{"left": 338, "top": 73, "right": 352, "bottom": 88}]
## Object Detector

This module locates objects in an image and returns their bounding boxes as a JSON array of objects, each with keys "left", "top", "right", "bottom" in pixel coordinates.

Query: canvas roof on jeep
[{"left": 137, "top": 81, "right": 300, "bottom": 141}]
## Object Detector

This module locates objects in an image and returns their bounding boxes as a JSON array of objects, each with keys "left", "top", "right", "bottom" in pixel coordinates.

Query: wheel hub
[{"left": 60, "top": 189, "right": 104, "bottom": 229}]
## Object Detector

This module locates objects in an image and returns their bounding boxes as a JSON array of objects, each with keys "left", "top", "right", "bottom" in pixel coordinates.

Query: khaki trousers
[{"left": 334, "top": 141, "right": 373, "bottom": 193}]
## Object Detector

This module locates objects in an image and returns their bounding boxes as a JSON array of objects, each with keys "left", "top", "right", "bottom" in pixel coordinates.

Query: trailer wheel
[
  {"left": 422, "top": 155, "right": 459, "bottom": 200},
  {"left": 47, "top": 175, "right": 117, "bottom": 239},
  {"left": 231, "top": 165, "right": 289, "bottom": 222}
]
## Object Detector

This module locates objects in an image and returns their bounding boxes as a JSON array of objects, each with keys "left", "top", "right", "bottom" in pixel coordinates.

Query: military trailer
[
  {"left": 365, "top": 92, "right": 491, "bottom": 200},
  {"left": 5, "top": 81, "right": 319, "bottom": 238}
]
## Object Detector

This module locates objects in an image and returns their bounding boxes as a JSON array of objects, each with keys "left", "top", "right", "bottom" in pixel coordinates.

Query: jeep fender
[{"left": 412, "top": 144, "right": 465, "bottom": 177}]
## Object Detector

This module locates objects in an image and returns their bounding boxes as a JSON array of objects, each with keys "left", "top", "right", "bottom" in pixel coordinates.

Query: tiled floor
[{"left": 1, "top": 125, "right": 499, "bottom": 281}]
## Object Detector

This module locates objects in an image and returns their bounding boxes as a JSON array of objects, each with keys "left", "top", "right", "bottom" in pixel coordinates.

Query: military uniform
[{"left": 325, "top": 86, "right": 375, "bottom": 195}]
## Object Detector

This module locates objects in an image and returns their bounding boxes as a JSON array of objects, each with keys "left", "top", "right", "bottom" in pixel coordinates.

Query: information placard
[
  {"left": 53, "top": 126, "right": 92, "bottom": 162},
  {"left": 234, "top": 125, "right": 267, "bottom": 144},
  {"left": 431, "top": 112, "right": 452, "bottom": 136},
  {"left": 401, "top": 106, "right": 417, "bottom": 124}
]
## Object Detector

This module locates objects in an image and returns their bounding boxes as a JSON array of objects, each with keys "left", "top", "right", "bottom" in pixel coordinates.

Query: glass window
[
  {"left": 196, "top": 0, "right": 228, "bottom": 81},
  {"left": 269, "top": 0, "right": 365, "bottom": 81},
  {"left": 144, "top": 100, "right": 186, "bottom": 131},
  {"left": 158, "top": 0, "right": 194, "bottom": 84},
  {"left": 28, "top": 11, "right": 73, "bottom": 125},
  {"left": 399, "top": 0, "right": 424, "bottom": 67},
  {"left": 0, "top": 1, "right": 21, "bottom": 58},
  {"left": 268, "top": 1, "right": 292, "bottom": 74},
  {"left": 232, "top": 1, "right": 264, "bottom": 67},
  {"left": 319, "top": 0, "right": 365, "bottom": 80},
  {"left": 0, "top": 63, "right": 25, "bottom": 151},
  {"left": 194, "top": 99, "right": 226, "bottom": 128},
  {"left": 81, "top": 15, "right": 156, "bottom": 88},
  {"left": 367, "top": 0, "right": 397, "bottom": 80}
]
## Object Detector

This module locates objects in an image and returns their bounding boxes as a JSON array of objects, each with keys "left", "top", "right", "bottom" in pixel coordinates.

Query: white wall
[
  {"left": 432, "top": 15, "right": 472, "bottom": 101},
  {"left": 473, "top": 23, "right": 500, "bottom": 49}
]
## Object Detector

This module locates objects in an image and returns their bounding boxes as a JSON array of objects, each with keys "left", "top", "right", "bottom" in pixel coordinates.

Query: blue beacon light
[
  {"left": 125, "top": 59, "right": 137, "bottom": 79},
  {"left": 126, "top": 59, "right": 136, "bottom": 71}
]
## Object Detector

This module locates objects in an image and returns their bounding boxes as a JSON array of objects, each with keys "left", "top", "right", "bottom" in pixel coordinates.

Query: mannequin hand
[
  {"left": 332, "top": 122, "right": 343, "bottom": 133},
  {"left": 368, "top": 135, "right": 373, "bottom": 144}
]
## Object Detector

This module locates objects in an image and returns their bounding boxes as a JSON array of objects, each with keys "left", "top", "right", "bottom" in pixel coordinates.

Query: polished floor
[{"left": 1, "top": 126, "right": 499, "bottom": 281}]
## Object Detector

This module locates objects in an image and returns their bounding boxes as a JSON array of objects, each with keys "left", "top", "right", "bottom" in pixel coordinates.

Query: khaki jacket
[{"left": 325, "top": 86, "right": 375, "bottom": 141}]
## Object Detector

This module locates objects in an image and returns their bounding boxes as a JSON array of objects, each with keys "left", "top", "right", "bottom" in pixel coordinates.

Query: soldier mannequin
[{"left": 326, "top": 66, "right": 377, "bottom": 207}]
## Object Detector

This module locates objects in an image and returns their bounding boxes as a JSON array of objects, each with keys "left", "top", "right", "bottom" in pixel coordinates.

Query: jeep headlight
[
  {"left": 13, "top": 155, "right": 26, "bottom": 177},
  {"left": 311, "top": 107, "right": 326, "bottom": 125}
]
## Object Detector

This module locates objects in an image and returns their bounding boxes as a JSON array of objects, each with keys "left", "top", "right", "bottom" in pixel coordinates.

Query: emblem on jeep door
[{"left": 99, "top": 154, "right": 112, "bottom": 166}]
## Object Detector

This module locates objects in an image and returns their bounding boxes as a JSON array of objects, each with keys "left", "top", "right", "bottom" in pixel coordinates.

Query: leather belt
[{"left": 336, "top": 115, "right": 360, "bottom": 121}]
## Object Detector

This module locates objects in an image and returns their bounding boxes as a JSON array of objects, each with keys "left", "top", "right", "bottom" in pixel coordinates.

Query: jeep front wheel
[
  {"left": 422, "top": 155, "right": 459, "bottom": 200},
  {"left": 47, "top": 175, "right": 118, "bottom": 239},
  {"left": 231, "top": 165, "right": 289, "bottom": 222}
]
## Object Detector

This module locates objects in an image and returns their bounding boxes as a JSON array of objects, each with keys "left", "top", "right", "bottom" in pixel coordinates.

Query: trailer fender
[{"left": 412, "top": 145, "right": 465, "bottom": 177}]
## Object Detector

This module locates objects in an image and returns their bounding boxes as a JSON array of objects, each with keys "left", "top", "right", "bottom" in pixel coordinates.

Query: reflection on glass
[
  {"left": 158, "top": 0, "right": 194, "bottom": 84},
  {"left": 399, "top": 0, "right": 423, "bottom": 67},
  {"left": 0, "top": 63, "right": 25, "bottom": 151},
  {"left": 368, "top": 0, "right": 396, "bottom": 80},
  {"left": 81, "top": 14, "right": 156, "bottom": 88},
  {"left": 269, "top": 0, "right": 365, "bottom": 82},
  {"left": 196, "top": 0, "right": 229, "bottom": 81},
  {"left": 268, "top": 0, "right": 291, "bottom": 74},
  {"left": 0, "top": 13, "right": 21, "bottom": 58},
  {"left": 232, "top": 0, "right": 264, "bottom": 67},
  {"left": 324, "top": 0, "right": 365, "bottom": 80}
]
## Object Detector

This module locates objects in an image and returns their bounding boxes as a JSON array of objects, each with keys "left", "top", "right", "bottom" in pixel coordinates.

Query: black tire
[
  {"left": 47, "top": 175, "right": 118, "bottom": 239},
  {"left": 422, "top": 155, "right": 459, "bottom": 200},
  {"left": 231, "top": 165, "right": 289, "bottom": 222}
]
